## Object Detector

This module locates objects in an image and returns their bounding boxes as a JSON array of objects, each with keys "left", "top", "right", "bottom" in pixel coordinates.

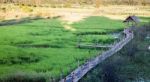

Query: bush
[
  {"left": 0, "top": 53, "right": 41, "bottom": 65},
  {"left": 64, "top": 3, "right": 72, "bottom": 8},
  {"left": 51, "top": 4, "right": 57, "bottom": 8},
  {"left": 0, "top": 16, "right": 5, "bottom": 21},
  {"left": 1, "top": 7, "right": 6, "bottom": 13},
  {"left": 20, "top": 6, "right": 33, "bottom": 13},
  {"left": 0, "top": 73, "right": 46, "bottom": 82}
]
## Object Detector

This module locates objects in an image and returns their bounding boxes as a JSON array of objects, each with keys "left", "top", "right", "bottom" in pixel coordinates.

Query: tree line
[{"left": 0, "top": 0, "right": 149, "bottom": 6}]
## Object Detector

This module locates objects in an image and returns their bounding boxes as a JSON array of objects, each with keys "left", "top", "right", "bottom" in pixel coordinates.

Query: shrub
[
  {"left": 1, "top": 7, "right": 6, "bottom": 13},
  {"left": 64, "top": 3, "right": 72, "bottom": 8},
  {"left": 0, "top": 16, "right": 5, "bottom": 21},
  {"left": 20, "top": 6, "right": 33, "bottom": 13},
  {"left": 0, "top": 73, "right": 46, "bottom": 82},
  {"left": 0, "top": 53, "right": 41, "bottom": 65},
  {"left": 50, "top": 4, "right": 56, "bottom": 8}
]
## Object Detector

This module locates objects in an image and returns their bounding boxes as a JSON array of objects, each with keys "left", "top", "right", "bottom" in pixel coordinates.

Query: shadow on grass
[
  {"left": 140, "top": 17, "right": 150, "bottom": 20},
  {"left": 0, "top": 53, "right": 41, "bottom": 65},
  {"left": 17, "top": 44, "right": 63, "bottom": 48},
  {"left": 0, "top": 17, "right": 42, "bottom": 26},
  {"left": 0, "top": 73, "right": 46, "bottom": 82},
  {"left": 0, "top": 16, "right": 62, "bottom": 26}
]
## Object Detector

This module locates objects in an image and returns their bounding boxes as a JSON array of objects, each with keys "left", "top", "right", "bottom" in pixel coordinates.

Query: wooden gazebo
[{"left": 123, "top": 16, "right": 140, "bottom": 26}]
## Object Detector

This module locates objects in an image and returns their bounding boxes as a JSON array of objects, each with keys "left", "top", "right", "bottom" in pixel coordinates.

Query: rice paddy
[{"left": 0, "top": 16, "right": 124, "bottom": 81}]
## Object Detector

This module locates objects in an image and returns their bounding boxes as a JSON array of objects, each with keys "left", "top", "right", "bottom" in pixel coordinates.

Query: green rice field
[{"left": 0, "top": 16, "right": 124, "bottom": 81}]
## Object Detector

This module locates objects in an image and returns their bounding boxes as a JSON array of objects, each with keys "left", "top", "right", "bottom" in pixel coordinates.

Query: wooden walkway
[{"left": 60, "top": 28, "right": 134, "bottom": 82}]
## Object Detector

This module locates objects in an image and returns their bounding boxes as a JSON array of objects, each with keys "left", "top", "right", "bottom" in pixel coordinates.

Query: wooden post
[
  {"left": 69, "top": 65, "right": 72, "bottom": 72},
  {"left": 50, "top": 77, "right": 53, "bottom": 82},
  {"left": 51, "top": 77, "right": 54, "bottom": 82},
  {"left": 60, "top": 71, "right": 63, "bottom": 80},
  {"left": 64, "top": 77, "right": 66, "bottom": 82},
  {"left": 72, "top": 72, "right": 75, "bottom": 82},
  {"left": 59, "top": 67, "right": 64, "bottom": 81},
  {"left": 77, "top": 60, "right": 80, "bottom": 67}
]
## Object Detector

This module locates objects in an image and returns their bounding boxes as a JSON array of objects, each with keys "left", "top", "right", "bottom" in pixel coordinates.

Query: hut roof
[{"left": 123, "top": 16, "right": 140, "bottom": 23}]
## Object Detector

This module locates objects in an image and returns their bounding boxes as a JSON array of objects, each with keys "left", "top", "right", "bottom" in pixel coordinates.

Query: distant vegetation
[{"left": 0, "top": 0, "right": 150, "bottom": 7}]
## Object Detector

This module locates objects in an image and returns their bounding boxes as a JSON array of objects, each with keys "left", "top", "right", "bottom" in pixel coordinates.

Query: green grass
[
  {"left": 80, "top": 35, "right": 117, "bottom": 44},
  {"left": 0, "top": 16, "right": 124, "bottom": 81},
  {"left": 138, "top": 17, "right": 150, "bottom": 26},
  {"left": 140, "top": 17, "right": 150, "bottom": 22},
  {"left": 72, "top": 16, "right": 124, "bottom": 33}
]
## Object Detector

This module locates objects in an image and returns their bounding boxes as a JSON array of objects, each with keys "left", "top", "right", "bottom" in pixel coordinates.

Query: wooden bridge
[{"left": 59, "top": 28, "right": 134, "bottom": 82}]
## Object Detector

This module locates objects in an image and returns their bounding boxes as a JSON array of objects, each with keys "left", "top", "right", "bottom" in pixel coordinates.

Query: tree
[
  {"left": 102, "top": 62, "right": 119, "bottom": 82},
  {"left": 95, "top": 0, "right": 101, "bottom": 8}
]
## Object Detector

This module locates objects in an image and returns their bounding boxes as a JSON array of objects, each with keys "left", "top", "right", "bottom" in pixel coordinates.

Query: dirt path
[
  {"left": 60, "top": 12, "right": 92, "bottom": 31},
  {"left": 63, "top": 24, "right": 76, "bottom": 31}
]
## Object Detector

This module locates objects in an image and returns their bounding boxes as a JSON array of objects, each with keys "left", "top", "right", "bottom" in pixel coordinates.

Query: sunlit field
[
  {"left": 0, "top": 0, "right": 150, "bottom": 81},
  {"left": 0, "top": 16, "right": 124, "bottom": 81}
]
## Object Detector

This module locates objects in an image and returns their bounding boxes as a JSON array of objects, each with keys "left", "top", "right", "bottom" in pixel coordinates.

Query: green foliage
[
  {"left": 20, "top": 5, "right": 33, "bottom": 13},
  {"left": 140, "top": 17, "right": 150, "bottom": 25},
  {"left": 0, "top": 16, "right": 5, "bottom": 21},
  {"left": 1, "top": 7, "right": 6, "bottom": 13},
  {"left": 64, "top": 3, "right": 72, "bottom": 8},
  {"left": 80, "top": 24, "right": 150, "bottom": 82}
]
